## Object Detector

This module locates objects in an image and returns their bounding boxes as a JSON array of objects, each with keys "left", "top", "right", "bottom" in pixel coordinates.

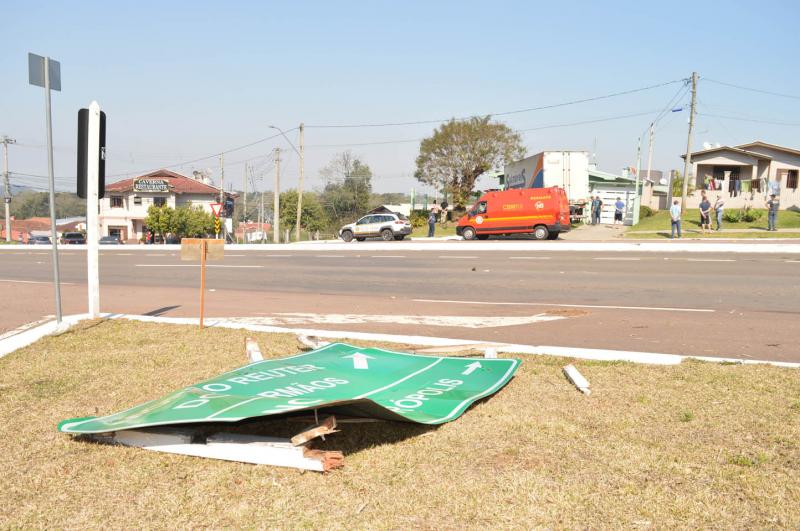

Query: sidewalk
[
  {"left": 627, "top": 228, "right": 800, "bottom": 234},
  {"left": 559, "top": 223, "right": 627, "bottom": 241}
]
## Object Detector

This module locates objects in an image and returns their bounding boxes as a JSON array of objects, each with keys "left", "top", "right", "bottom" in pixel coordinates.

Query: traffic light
[{"left": 77, "top": 108, "right": 106, "bottom": 199}]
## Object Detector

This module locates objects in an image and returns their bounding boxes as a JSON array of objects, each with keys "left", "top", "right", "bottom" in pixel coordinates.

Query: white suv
[{"left": 339, "top": 213, "right": 412, "bottom": 242}]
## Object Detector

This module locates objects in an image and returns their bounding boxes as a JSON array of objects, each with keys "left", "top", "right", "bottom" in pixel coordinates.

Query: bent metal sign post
[{"left": 58, "top": 343, "right": 520, "bottom": 433}]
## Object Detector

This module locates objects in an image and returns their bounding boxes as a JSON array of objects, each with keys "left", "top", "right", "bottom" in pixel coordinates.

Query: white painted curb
[
  {"left": 3, "top": 241, "right": 800, "bottom": 253},
  {"left": 1, "top": 313, "right": 797, "bottom": 369}
]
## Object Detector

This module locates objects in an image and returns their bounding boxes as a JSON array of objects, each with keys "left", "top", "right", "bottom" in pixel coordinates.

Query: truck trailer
[{"left": 503, "top": 151, "right": 589, "bottom": 203}]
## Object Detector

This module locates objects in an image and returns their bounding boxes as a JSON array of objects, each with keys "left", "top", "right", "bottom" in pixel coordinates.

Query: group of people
[
  {"left": 588, "top": 195, "right": 627, "bottom": 225},
  {"left": 427, "top": 200, "right": 449, "bottom": 238},
  {"left": 669, "top": 193, "right": 780, "bottom": 239}
]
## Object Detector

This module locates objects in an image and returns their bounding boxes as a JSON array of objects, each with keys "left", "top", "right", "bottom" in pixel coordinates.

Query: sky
[{"left": 2, "top": 0, "right": 799, "bottom": 195}]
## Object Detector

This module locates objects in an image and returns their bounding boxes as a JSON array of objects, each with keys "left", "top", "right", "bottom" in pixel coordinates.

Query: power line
[
  {"left": 305, "top": 78, "right": 687, "bottom": 128},
  {"left": 697, "top": 112, "right": 800, "bottom": 126},
  {"left": 703, "top": 78, "right": 800, "bottom": 101}
]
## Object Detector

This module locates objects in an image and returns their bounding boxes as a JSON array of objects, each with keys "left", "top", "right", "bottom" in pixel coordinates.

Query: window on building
[
  {"left": 133, "top": 196, "right": 142, "bottom": 205},
  {"left": 111, "top": 196, "right": 123, "bottom": 208},
  {"left": 786, "top": 170, "right": 799, "bottom": 190},
  {"left": 154, "top": 197, "right": 166, "bottom": 207}
]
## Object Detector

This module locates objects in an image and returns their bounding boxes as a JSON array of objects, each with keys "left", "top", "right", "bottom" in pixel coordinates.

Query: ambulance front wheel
[
  {"left": 462, "top": 227, "right": 477, "bottom": 240},
  {"left": 533, "top": 225, "right": 549, "bottom": 240}
]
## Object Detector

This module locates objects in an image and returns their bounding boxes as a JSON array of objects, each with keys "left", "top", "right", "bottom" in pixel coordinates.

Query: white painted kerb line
[{"left": 412, "top": 298, "right": 715, "bottom": 313}]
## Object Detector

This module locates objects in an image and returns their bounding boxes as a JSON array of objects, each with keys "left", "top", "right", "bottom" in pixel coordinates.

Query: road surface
[{"left": 1, "top": 246, "right": 799, "bottom": 362}]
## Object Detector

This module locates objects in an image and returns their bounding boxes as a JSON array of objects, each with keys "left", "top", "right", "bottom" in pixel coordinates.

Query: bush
[
  {"left": 640, "top": 205, "right": 655, "bottom": 218},
  {"left": 741, "top": 207, "right": 763, "bottom": 222},
  {"left": 409, "top": 210, "right": 429, "bottom": 228},
  {"left": 723, "top": 210, "right": 742, "bottom": 223}
]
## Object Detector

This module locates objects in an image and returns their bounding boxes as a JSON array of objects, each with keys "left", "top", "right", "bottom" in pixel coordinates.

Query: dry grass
[{"left": 1, "top": 320, "right": 798, "bottom": 529}]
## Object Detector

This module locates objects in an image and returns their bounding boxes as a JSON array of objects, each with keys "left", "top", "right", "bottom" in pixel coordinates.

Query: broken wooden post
[{"left": 290, "top": 415, "right": 339, "bottom": 446}]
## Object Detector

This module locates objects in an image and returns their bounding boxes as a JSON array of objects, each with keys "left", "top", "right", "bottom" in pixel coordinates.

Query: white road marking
[
  {"left": 509, "top": 256, "right": 552, "bottom": 260},
  {"left": 593, "top": 257, "right": 641, "bottom": 261},
  {"left": 786, "top": 260, "right": 800, "bottom": 263},
  {"left": 315, "top": 255, "right": 345, "bottom": 258},
  {"left": 412, "top": 298, "right": 714, "bottom": 313},
  {"left": 113, "top": 253, "right": 133, "bottom": 256},
  {"left": 687, "top": 258, "right": 736, "bottom": 262},
  {"left": 134, "top": 264, "right": 263, "bottom": 268},
  {"left": 0, "top": 279, "right": 75, "bottom": 285},
  {"left": 228, "top": 312, "right": 565, "bottom": 329}
]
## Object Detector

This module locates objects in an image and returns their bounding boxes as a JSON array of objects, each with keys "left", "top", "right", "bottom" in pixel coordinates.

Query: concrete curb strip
[
  {"left": 1, "top": 313, "right": 798, "bottom": 368},
  {"left": 2, "top": 241, "right": 800, "bottom": 253}
]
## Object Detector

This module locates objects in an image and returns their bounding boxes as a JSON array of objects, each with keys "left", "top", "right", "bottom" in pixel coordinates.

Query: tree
[
  {"left": 144, "top": 205, "right": 214, "bottom": 240},
  {"left": 415, "top": 116, "right": 525, "bottom": 206},
  {"left": 318, "top": 152, "right": 373, "bottom": 228},
  {"left": 670, "top": 171, "right": 695, "bottom": 199},
  {"left": 279, "top": 190, "right": 326, "bottom": 233},
  {"left": 10, "top": 191, "right": 86, "bottom": 219}
]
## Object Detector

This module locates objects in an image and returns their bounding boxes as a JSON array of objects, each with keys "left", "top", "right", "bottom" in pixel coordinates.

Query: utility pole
[
  {"left": 1, "top": 135, "right": 16, "bottom": 243},
  {"left": 273, "top": 147, "right": 281, "bottom": 244},
  {"left": 219, "top": 153, "right": 225, "bottom": 204},
  {"left": 644, "top": 122, "right": 655, "bottom": 209},
  {"left": 242, "top": 162, "right": 248, "bottom": 223},
  {"left": 296, "top": 122, "right": 304, "bottom": 241},
  {"left": 633, "top": 136, "right": 642, "bottom": 224},
  {"left": 681, "top": 72, "right": 698, "bottom": 210}
]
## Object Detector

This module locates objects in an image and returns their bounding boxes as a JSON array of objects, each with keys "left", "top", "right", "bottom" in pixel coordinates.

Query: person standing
[
  {"left": 713, "top": 195, "right": 724, "bottom": 231},
  {"left": 669, "top": 199, "right": 682, "bottom": 239},
  {"left": 766, "top": 194, "right": 780, "bottom": 231},
  {"left": 427, "top": 209, "right": 437, "bottom": 238},
  {"left": 613, "top": 197, "right": 625, "bottom": 226},
  {"left": 592, "top": 195, "right": 603, "bottom": 225},
  {"left": 699, "top": 196, "right": 712, "bottom": 234}
]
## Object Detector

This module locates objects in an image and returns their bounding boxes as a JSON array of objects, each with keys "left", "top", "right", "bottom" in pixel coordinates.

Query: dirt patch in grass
[{"left": 1, "top": 320, "right": 799, "bottom": 528}]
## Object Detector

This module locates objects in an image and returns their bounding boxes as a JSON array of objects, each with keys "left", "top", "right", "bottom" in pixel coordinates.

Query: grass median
[{"left": 1, "top": 320, "right": 798, "bottom": 528}]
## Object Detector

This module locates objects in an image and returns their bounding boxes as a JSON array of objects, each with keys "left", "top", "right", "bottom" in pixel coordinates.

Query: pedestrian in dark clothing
[{"left": 427, "top": 210, "right": 437, "bottom": 237}]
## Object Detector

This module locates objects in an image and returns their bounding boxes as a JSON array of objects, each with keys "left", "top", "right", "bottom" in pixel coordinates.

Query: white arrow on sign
[
  {"left": 343, "top": 352, "right": 375, "bottom": 370},
  {"left": 462, "top": 361, "right": 482, "bottom": 376}
]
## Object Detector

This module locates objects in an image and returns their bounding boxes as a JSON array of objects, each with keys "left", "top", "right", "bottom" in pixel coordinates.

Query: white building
[{"left": 100, "top": 169, "right": 228, "bottom": 242}]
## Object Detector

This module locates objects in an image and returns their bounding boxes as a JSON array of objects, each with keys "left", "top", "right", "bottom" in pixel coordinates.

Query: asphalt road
[{"left": 2, "top": 247, "right": 799, "bottom": 362}]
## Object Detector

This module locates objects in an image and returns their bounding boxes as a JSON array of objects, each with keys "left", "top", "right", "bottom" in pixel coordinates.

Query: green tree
[
  {"left": 145, "top": 205, "right": 214, "bottom": 240},
  {"left": 319, "top": 152, "right": 373, "bottom": 228},
  {"left": 279, "top": 190, "right": 326, "bottom": 233},
  {"left": 144, "top": 205, "right": 172, "bottom": 239},
  {"left": 670, "top": 171, "right": 695, "bottom": 198},
  {"left": 415, "top": 116, "right": 525, "bottom": 206},
  {"left": 10, "top": 191, "right": 86, "bottom": 219}
]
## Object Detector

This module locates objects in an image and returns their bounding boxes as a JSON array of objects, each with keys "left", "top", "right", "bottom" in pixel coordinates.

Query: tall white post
[{"left": 86, "top": 101, "right": 101, "bottom": 317}]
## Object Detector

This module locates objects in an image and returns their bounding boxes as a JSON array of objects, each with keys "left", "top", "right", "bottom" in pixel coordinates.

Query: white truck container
[{"left": 503, "top": 151, "right": 589, "bottom": 203}]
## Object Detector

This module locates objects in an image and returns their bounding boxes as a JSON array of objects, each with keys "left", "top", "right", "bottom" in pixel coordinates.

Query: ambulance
[{"left": 456, "top": 186, "right": 570, "bottom": 240}]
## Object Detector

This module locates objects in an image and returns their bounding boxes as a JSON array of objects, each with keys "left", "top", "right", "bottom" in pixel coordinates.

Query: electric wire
[{"left": 703, "top": 78, "right": 800, "bottom": 101}]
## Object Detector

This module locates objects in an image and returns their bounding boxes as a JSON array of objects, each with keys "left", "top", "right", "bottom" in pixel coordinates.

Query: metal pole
[
  {"left": 273, "top": 148, "right": 280, "bottom": 244},
  {"left": 243, "top": 162, "right": 248, "bottom": 224},
  {"left": 86, "top": 101, "right": 101, "bottom": 317},
  {"left": 296, "top": 122, "right": 304, "bottom": 241},
  {"left": 2, "top": 136, "right": 15, "bottom": 242},
  {"left": 199, "top": 239, "right": 206, "bottom": 329},
  {"left": 633, "top": 136, "right": 642, "bottom": 225},
  {"left": 44, "top": 56, "right": 62, "bottom": 323},
  {"left": 681, "top": 72, "right": 698, "bottom": 210}
]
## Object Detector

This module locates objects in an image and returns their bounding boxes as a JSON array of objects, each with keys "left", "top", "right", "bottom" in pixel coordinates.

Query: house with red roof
[{"left": 100, "top": 169, "right": 231, "bottom": 242}]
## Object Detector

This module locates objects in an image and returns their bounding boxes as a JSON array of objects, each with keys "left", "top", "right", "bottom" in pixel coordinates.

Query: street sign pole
[
  {"left": 199, "top": 239, "right": 207, "bottom": 329},
  {"left": 28, "top": 53, "right": 65, "bottom": 323},
  {"left": 86, "top": 102, "right": 102, "bottom": 317}
]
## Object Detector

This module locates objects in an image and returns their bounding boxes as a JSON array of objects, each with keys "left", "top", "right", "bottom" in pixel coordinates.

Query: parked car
[
  {"left": 99, "top": 235, "right": 124, "bottom": 245},
  {"left": 28, "top": 235, "right": 52, "bottom": 245},
  {"left": 60, "top": 232, "right": 87, "bottom": 245},
  {"left": 339, "top": 212, "right": 412, "bottom": 242}
]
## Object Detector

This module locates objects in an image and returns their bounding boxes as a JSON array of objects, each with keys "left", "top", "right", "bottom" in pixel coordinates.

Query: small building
[
  {"left": 100, "top": 169, "right": 231, "bottom": 242},
  {"left": 587, "top": 166, "right": 637, "bottom": 225},
  {"left": 682, "top": 141, "right": 800, "bottom": 209}
]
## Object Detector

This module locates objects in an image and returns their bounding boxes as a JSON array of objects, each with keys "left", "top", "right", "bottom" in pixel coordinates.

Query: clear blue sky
[{"left": 2, "top": 0, "right": 799, "bottom": 194}]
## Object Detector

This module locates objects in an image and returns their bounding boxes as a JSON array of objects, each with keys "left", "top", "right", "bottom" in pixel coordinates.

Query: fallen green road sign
[{"left": 59, "top": 343, "right": 520, "bottom": 434}]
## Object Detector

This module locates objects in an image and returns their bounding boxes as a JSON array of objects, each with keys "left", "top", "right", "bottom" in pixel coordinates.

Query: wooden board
[{"left": 180, "top": 238, "right": 224, "bottom": 261}]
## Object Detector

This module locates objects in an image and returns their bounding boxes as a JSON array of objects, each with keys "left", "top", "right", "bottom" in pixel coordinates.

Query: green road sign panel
[{"left": 59, "top": 343, "right": 520, "bottom": 434}]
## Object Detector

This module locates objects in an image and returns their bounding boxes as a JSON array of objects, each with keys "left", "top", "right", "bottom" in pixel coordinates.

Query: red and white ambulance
[{"left": 456, "top": 186, "right": 570, "bottom": 240}]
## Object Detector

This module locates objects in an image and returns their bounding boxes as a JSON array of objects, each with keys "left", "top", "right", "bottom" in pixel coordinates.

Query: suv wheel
[
  {"left": 394, "top": 234, "right": 405, "bottom": 241},
  {"left": 341, "top": 230, "right": 354, "bottom": 242},
  {"left": 380, "top": 229, "right": 393, "bottom": 241}
]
